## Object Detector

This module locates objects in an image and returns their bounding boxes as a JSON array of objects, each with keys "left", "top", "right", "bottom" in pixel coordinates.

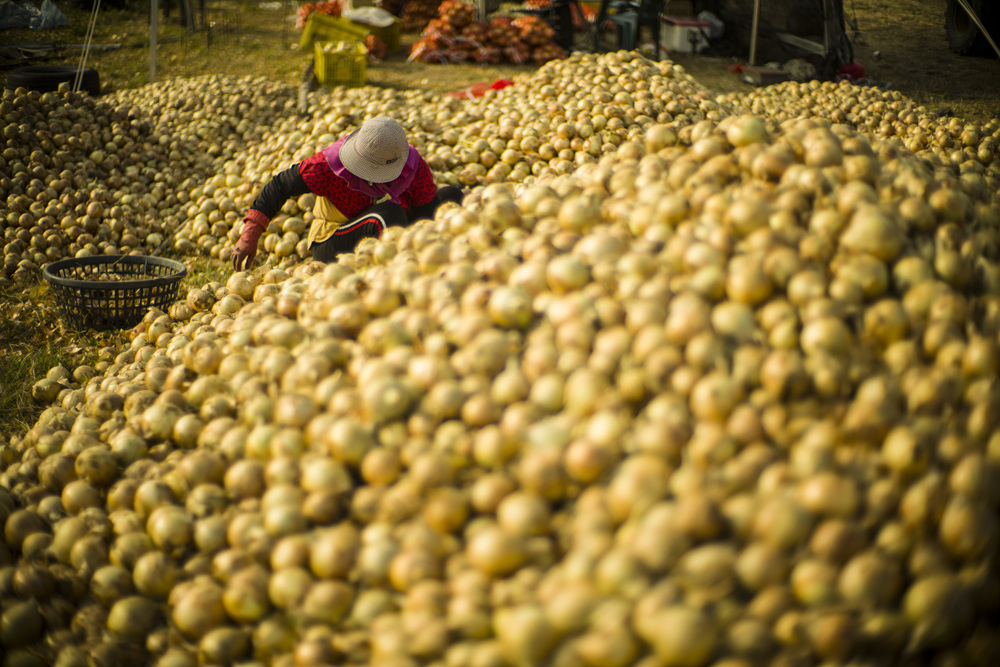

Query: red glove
[{"left": 232, "top": 210, "right": 269, "bottom": 271}]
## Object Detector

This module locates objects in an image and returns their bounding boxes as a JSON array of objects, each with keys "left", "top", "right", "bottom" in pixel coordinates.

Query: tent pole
[
  {"left": 151, "top": 0, "right": 158, "bottom": 83},
  {"left": 75, "top": 0, "right": 101, "bottom": 93},
  {"left": 749, "top": 0, "right": 761, "bottom": 65}
]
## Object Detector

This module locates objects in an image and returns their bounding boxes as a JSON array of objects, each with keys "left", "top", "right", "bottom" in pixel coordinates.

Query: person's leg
[
  {"left": 309, "top": 201, "right": 407, "bottom": 262},
  {"left": 406, "top": 186, "right": 466, "bottom": 223},
  {"left": 437, "top": 185, "right": 465, "bottom": 206}
]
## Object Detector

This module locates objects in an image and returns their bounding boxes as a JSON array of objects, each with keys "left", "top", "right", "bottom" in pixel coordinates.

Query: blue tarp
[{"left": 0, "top": 0, "right": 68, "bottom": 30}]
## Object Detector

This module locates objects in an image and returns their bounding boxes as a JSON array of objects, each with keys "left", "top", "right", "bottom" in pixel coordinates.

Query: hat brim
[{"left": 340, "top": 130, "right": 407, "bottom": 184}]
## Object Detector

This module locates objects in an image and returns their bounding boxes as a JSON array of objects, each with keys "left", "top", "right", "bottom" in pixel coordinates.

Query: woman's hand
[
  {"left": 232, "top": 236, "right": 258, "bottom": 271},
  {"left": 233, "top": 211, "right": 270, "bottom": 271}
]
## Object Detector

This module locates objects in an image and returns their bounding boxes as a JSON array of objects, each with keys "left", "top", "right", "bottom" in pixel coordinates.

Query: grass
[
  {"left": 184, "top": 255, "right": 234, "bottom": 290},
  {"left": 0, "top": 0, "right": 533, "bottom": 95},
  {"left": 0, "top": 316, "right": 63, "bottom": 439},
  {"left": 0, "top": 283, "right": 127, "bottom": 438},
  {"left": 1, "top": 1, "right": 305, "bottom": 90}
]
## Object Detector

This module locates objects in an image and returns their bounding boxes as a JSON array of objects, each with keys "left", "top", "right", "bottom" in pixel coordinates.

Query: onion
[
  {"left": 546, "top": 254, "right": 590, "bottom": 293},
  {"left": 5, "top": 51, "right": 1000, "bottom": 667},
  {"left": 494, "top": 604, "right": 557, "bottom": 667},
  {"left": 171, "top": 580, "right": 227, "bottom": 639},
  {"left": 488, "top": 286, "right": 534, "bottom": 329},
  {"left": 466, "top": 523, "right": 526, "bottom": 577},
  {"left": 938, "top": 495, "right": 999, "bottom": 560},
  {"left": 107, "top": 596, "right": 161, "bottom": 642},
  {"left": 838, "top": 549, "right": 901, "bottom": 607},
  {"left": 902, "top": 574, "right": 974, "bottom": 650},
  {"left": 639, "top": 605, "right": 718, "bottom": 666},
  {"left": 840, "top": 205, "right": 905, "bottom": 261},
  {"left": 725, "top": 114, "right": 768, "bottom": 147}
]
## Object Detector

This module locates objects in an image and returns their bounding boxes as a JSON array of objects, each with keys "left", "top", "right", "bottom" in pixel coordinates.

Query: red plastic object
[
  {"left": 837, "top": 61, "right": 868, "bottom": 82},
  {"left": 447, "top": 78, "right": 514, "bottom": 99}
]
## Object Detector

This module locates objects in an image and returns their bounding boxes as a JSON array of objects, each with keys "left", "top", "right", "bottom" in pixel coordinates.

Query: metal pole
[
  {"left": 150, "top": 0, "right": 158, "bottom": 83},
  {"left": 749, "top": 0, "right": 761, "bottom": 66},
  {"left": 822, "top": 0, "right": 829, "bottom": 56},
  {"left": 75, "top": 0, "right": 101, "bottom": 92}
]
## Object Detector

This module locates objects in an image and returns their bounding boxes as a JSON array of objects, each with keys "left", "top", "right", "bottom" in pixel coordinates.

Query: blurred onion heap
[{"left": 2, "top": 50, "right": 1000, "bottom": 667}]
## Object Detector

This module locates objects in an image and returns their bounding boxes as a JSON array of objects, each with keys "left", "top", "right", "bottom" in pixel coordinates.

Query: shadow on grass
[
  {"left": 0, "top": 282, "right": 130, "bottom": 440},
  {"left": 0, "top": 316, "right": 67, "bottom": 439}
]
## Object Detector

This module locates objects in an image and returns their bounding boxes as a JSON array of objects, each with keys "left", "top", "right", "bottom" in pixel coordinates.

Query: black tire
[
  {"left": 5, "top": 66, "right": 101, "bottom": 96},
  {"left": 946, "top": 0, "right": 994, "bottom": 56}
]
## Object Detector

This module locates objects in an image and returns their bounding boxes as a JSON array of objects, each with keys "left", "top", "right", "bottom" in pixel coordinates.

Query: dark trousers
[{"left": 310, "top": 186, "right": 463, "bottom": 263}]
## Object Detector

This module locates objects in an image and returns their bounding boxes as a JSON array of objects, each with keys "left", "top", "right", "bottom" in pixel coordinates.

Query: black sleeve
[{"left": 249, "top": 164, "right": 311, "bottom": 219}]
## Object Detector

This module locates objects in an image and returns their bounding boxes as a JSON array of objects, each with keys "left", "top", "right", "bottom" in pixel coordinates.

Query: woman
[{"left": 232, "top": 116, "right": 463, "bottom": 270}]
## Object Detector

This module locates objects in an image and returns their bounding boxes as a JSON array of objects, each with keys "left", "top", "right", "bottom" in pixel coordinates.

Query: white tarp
[{"left": 341, "top": 6, "right": 396, "bottom": 28}]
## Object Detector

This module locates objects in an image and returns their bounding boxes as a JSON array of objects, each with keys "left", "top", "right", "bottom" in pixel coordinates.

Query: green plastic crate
[
  {"left": 300, "top": 13, "right": 369, "bottom": 51},
  {"left": 314, "top": 41, "right": 368, "bottom": 88}
]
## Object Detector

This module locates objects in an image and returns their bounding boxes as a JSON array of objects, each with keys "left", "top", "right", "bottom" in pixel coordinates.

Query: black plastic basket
[{"left": 42, "top": 255, "right": 187, "bottom": 331}]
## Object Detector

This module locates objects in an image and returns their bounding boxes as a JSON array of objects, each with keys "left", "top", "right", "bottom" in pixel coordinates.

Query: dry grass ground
[
  {"left": 1, "top": 1, "right": 536, "bottom": 94},
  {"left": 0, "top": 285, "right": 126, "bottom": 437},
  {"left": 837, "top": 0, "right": 1000, "bottom": 120},
  {"left": 671, "top": 0, "right": 1000, "bottom": 122}
]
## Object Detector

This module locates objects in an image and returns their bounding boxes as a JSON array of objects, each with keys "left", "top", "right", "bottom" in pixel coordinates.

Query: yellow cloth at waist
[
  {"left": 307, "top": 194, "right": 394, "bottom": 246},
  {"left": 307, "top": 197, "right": 348, "bottom": 246}
]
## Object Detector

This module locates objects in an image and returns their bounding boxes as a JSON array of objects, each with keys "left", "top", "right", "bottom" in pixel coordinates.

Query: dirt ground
[
  {"left": 1, "top": 0, "right": 998, "bottom": 123},
  {"left": 849, "top": 0, "right": 1000, "bottom": 120},
  {"left": 671, "top": 0, "right": 1000, "bottom": 123}
]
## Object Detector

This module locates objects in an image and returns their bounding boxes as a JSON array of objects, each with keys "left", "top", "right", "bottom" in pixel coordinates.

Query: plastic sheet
[
  {"left": 446, "top": 78, "right": 514, "bottom": 99},
  {"left": 0, "top": 0, "right": 68, "bottom": 30},
  {"left": 342, "top": 6, "right": 396, "bottom": 27}
]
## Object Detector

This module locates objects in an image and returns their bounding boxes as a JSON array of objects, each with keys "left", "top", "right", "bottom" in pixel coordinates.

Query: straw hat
[{"left": 339, "top": 117, "right": 409, "bottom": 184}]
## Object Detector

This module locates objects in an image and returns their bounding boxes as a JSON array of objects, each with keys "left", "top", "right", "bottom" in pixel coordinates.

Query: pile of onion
[{"left": 3, "top": 47, "right": 1000, "bottom": 667}]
